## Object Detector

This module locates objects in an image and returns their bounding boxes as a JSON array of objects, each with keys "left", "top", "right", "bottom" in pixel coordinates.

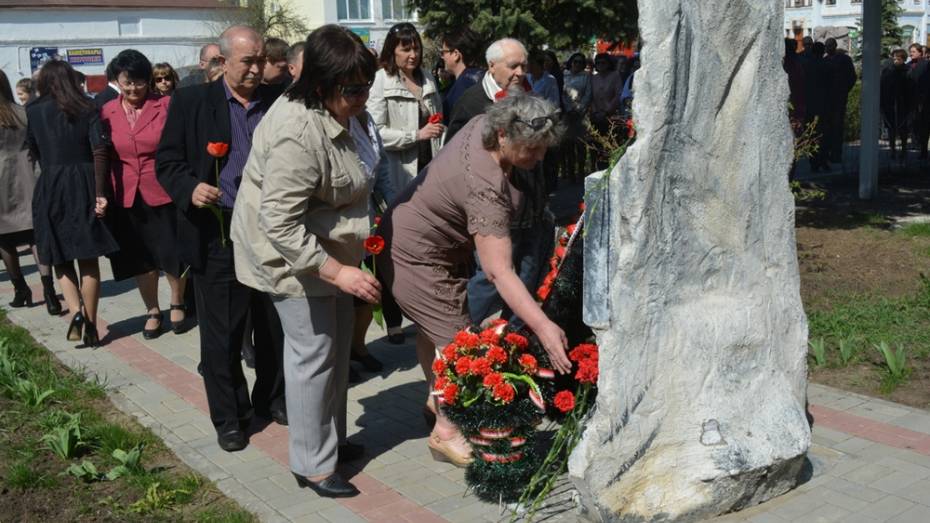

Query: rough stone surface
[{"left": 573, "top": 2, "right": 811, "bottom": 521}]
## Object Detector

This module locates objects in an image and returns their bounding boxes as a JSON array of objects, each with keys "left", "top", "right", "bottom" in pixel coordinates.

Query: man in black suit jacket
[
  {"left": 156, "top": 25, "right": 286, "bottom": 452},
  {"left": 94, "top": 59, "right": 119, "bottom": 109}
]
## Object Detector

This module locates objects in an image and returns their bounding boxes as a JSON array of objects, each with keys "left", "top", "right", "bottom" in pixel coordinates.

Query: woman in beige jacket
[
  {"left": 367, "top": 22, "right": 443, "bottom": 343},
  {"left": 230, "top": 25, "right": 380, "bottom": 499}
]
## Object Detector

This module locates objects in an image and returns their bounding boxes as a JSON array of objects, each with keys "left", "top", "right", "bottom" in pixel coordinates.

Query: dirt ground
[{"left": 796, "top": 168, "right": 930, "bottom": 409}]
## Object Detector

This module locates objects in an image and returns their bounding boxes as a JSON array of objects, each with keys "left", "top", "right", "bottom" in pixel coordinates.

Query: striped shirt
[{"left": 219, "top": 81, "right": 268, "bottom": 208}]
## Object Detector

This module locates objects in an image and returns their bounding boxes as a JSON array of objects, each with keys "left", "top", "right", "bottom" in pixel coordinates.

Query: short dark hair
[
  {"left": 893, "top": 48, "right": 908, "bottom": 60},
  {"left": 528, "top": 50, "right": 546, "bottom": 68},
  {"left": 594, "top": 53, "right": 613, "bottom": 70},
  {"left": 812, "top": 41, "right": 825, "bottom": 56},
  {"left": 286, "top": 42, "right": 304, "bottom": 65},
  {"left": 111, "top": 49, "right": 153, "bottom": 83},
  {"left": 442, "top": 28, "right": 485, "bottom": 69},
  {"left": 265, "top": 37, "right": 289, "bottom": 62},
  {"left": 36, "top": 60, "right": 94, "bottom": 120},
  {"left": 379, "top": 22, "right": 423, "bottom": 78},
  {"left": 287, "top": 24, "right": 377, "bottom": 108},
  {"left": 909, "top": 43, "right": 924, "bottom": 52}
]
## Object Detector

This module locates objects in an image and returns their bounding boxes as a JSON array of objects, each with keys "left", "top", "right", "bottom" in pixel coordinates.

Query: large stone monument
[{"left": 573, "top": 1, "right": 811, "bottom": 521}]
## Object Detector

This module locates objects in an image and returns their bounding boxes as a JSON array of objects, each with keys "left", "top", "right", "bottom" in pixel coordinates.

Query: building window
[
  {"left": 825, "top": 0, "right": 836, "bottom": 6},
  {"left": 786, "top": 0, "right": 812, "bottom": 7},
  {"left": 382, "top": 0, "right": 409, "bottom": 20},
  {"left": 338, "top": 0, "right": 371, "bottom": 21}
]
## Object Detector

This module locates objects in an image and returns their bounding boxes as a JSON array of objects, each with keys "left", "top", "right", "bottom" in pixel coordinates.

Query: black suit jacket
[
  {"left": 446, "top": 83, "right": 492, "bottom": 143},
  {"left": 94, "top": 85, "right": 119, "bottom": 109},
  {"left": 155, "top": 78, "right": 284, "bottom": 270}
]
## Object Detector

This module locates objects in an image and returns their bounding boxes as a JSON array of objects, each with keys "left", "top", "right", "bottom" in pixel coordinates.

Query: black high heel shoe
[
  {"left": 66, "top": 312, "right": 84, "bottom": 341},
  {"left": 82, "top": 319, "right": 100, "bottom": 348},
  {"left": 41, "top": 275, "right": 61, "bottom": 316},
  {"left": 8, "top": 277, "right": 32, "bottom": 308}
]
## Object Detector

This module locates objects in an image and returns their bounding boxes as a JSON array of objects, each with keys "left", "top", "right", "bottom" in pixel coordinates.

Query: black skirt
[
  {"left": 0, "top": 229, "right": 34, "bottom": 248},
  {"left": 107, "top": 199, "right": 183, "bottom": 281}
]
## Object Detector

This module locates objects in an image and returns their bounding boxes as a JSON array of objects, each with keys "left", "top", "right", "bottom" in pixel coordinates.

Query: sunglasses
[
  {"left": 340, "top": 82, "right": 373, "bottom": 98},
  {"left": 154, "top": 77, "right": 171, "bottom": 83},
  {"left": 514, "top": 114, "right": 560, "bottom": 131}
]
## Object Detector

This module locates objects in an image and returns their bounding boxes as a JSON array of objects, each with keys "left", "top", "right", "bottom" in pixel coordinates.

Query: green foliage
[
  {"left": 13, "top": 378, "right": 55, "bottom": 407},
  {"left": 845, "top": 81, "right": 861, "bottom": 142},
  {"left": 790, "top": 181, "right": 827, "bottom": 202},
  {"left": 194, "top": 508, "right": 257, "bottom": 523},
  {"left": 5, "top": 461, "right": 57, "bottom": 490},
  {"left": 42, "top": 413, "right": 86, "bottom": 460},
  {"left": 808, "top": 337, "right": 827, "bottom": 367},
  {"left": 106, "top": 444, "right": 146, "bottom": 480},
  {"left": 129, "top": 480, "right": 198, "bottom": 514},
  {"left": 898, "top": 223, "right": 930, "bottom": 237},
  {"left": 67, "top": 460, "right": 104, "bottom": 482},
  {"left": 230, "top": 0, "right": 309, "bottom": 41},
  {"left": 838, "top": 338, "right": 857, "bottom": 366},
  {"left": 88, "top": 422, "right": 153, "bottom": 457},
  {"left": 855, "top": 0, "right": 905, "bottom": 57},
  {"left": 408, "top": 0, "right": 638, "bottom": 50},
  {"left": 875, "top": 341, "right": 910, "bottom": 393}
]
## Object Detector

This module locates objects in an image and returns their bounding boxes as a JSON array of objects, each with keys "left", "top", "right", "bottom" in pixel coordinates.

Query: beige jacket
[
  {"left": 231, "top": 98, "right": 373, "bottom": 297},
  {"left": 367, "top": 68, "right": 442, "bottom": 195}
]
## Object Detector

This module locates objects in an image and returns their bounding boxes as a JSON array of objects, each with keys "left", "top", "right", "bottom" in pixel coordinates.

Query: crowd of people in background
[{"left": 0, "top": 21, "right": 636, "bottom": 498}]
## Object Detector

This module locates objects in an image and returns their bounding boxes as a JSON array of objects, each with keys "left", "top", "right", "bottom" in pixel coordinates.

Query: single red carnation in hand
[
  {"left": 206, "top": 142, "right": 229, "bottom": 157},
  {"left": 454, "top": 331, "right": 480, "bottom": 349},
  {"left": 518, "top": 353, "right": 538, "bottom": 373},
  {"left": 442, "top": 343, "right": 457, "bottom": 362},
  {"left": 432, "top": 358, "right": 446, "bottom": 375},
  {"left": 443, "top": 383, "right": 459, "bottom": 405},
  {"left": 482, "top": 372, "right": 504, "bottom": 388},
  {"left": 492, "top": 382, "right": 515, "bottom": 403},
  {"left": 479, "top": 328, "right": 500, "bottom": 345},
  {"left": 428, "top": 112, "right": 443, "bottom": 124},
  {"left": 364, "top": 235, "right": 385, "bottom": 255},
  {"left": 486, "top": 345, "right": 508, "bottom": 365},
  {"left": 554, "top": 390, "right": 576, "bottom": 413},
  {"left": 576, "top": 359, "right": 599, "bottom": 384},
  {"left": 454, "top": 356, "right": 472, "bottom": 375},
  {"left": 470, "top": 357, "right": 492, "bottom": 376},
  {"left": 503, "top": 333, "right": 528, "bottom": 351}
]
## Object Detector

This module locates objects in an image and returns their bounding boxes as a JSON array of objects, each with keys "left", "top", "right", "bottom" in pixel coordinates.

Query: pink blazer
[{"left": 101, "top": 94, "right": 173, "bottom": 208}]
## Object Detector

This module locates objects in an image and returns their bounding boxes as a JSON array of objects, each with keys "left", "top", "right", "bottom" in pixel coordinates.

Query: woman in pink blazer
[{"left": 101, "top": 50, "right": 186, "bottom": 339}]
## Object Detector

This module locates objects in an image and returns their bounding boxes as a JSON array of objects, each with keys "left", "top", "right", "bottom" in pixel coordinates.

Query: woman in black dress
[{"left": 27, "top": 60, "right": 118, "bottom": 347}]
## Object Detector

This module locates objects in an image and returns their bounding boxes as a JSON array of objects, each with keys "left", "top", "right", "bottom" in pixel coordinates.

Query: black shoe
[
  {"left": 338, "top": 442, "right": 365, "bottom": 463},
  {"left": 242, "top": 343, "right": 256, "bottom": 369},
  {"left": 142, "top": 312, "right": 163, "bottom": 340},
  {"left": 66, "top": 312, "right": 84, "bottom": 341},
  {"left": 351, "top": 353, "right": 384, "bottom": 372},
  {"left": 269, "top": 408, "right": 288, "bottom": 426},
  {"left": 293, "top": 472, "right": 359, "bottom": 498},
  {"left": 217, "top": 429, "right": 247, "bottom": 452},
  {"left": 43, "top": 288, "right": 62, "bottom": 316},
  {"left": 387, "top": 333, "right": 405, "bottom": 345},
  {"left": 8, "top": 277, "right": 32, "bottom": 308},
  {"left": 196, "top": 362, "right": 204, "bottom": 376},
  {"left": 169, "top": 304, "right": 189, "bottom": 334},
  {"left": 348, "top": 366, "right": 362, "bottom": 384},
  {"left": 81, "top": 319, "right": 100, "bottom": 349}
]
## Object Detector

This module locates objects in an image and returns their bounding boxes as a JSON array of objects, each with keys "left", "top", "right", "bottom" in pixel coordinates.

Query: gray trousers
[{"left": 273, "top": 293, "right": 352, "bottom": 477}]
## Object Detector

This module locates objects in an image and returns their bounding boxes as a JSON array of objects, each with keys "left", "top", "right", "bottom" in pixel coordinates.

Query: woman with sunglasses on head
[
  {"left": 377, "top": 90, "right": 571, "bottom": 466},
  {"left": 27, "top": 60, "right": 119, "bottom": 347},
  {"left": 151, "top": 63, "right": 179, "bottom": 96},
  {"left": 230, "top": 24, "right": 382, "bottom": 499},
  {"left": 100, "top": 50, "right": 188, "bottom": 339}
]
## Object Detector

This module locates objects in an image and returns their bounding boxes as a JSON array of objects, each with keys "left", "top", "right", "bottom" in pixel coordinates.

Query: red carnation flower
[
  {"left": 373, "top": 215, "right": 381, "bottom": 225},
  {"left": 489, "top": 318, "right": 508, "bottom": 328},
  {"left": 543, "top": 271, "right": 557, "bottom": 286},
  {"left": 504, "top": 333, "right": 528, "bottom": 351},
  {"left": 537, "top": 284, "right": 552, "bottom": 301},
  {"left": 442, "top": 343, "right": 457, "bottom": 362},
  {"left": 569, "top": 343, "right": 599, "bottom": 363},
  {"left": 518, "top": 353, "right": 538, "bottom": 373},
  {"left": 434, "top": 376, "right": 448, "bottom": 391},
  {"left": 554, "top": 390, "right": 576, "bottom": 413},
  {"left": 454, "top": 356, "right": 472, "bottom": 375},
  {"left": 559, "top": 234, "right": 569, "bottom": 246},
  {"left": 206, "top": 142, "right": 229, "bottom": 158},
  {"left": 443, "top": 383, "right": 459, "bottom": 405},
  {"left": 494, "top": 90, "right": 508, "bottom": 101},
  {"left": 565, "top": 224, "right": 577, "bottom": 235},
  {"left": 470, "top": 357, "right": 492, "bottom": 376},
  {"left": 364, "top": 235, "right": 385, "bottom": 255},
  {"left": 492, "top": 382, "right": 515, "bottom": 403},
  {"left": 454, "top": 331, "right": 480, "bottom": 349},
  {"left": 554, "top": 246, "right": 566, "bottom": 259},
  {"left": 479, "top": 328, "right": 500, "bottom": 345},
  {"left": 428, "top": 112, "right": 443, "bottom": 124},
  {"left": 576, "top": 359, "right": 599, "bottom": 384},
  {"left": 486, "top": 345, "right": 508, "bottom": 365},
  {"left": 482, "top": 372, "right": 504, "bottom": 388},
  {"left": 432, "top": 358, "right": 447, "bottom": 375}
]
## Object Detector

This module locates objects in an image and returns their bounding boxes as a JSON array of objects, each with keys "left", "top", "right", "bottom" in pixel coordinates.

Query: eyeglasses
[
  {"left": 153, "top": 77, "right": 170, "bottom": 83},
  {"left": 340, "top": 82, "right": 373, "bottom": 98},
  {"left": 439, "top": 48, "right": 454, "bottom": 55},
  {"left": 513, "top": 114, "right": 560, "bottom": 131}
]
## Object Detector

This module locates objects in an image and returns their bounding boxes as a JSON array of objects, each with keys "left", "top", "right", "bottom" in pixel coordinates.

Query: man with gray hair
[
  {"left": 443, "top": 37, "right": 555, "bottom": 329},
  {"left": 157, "top": 25, "right": 287, "bottom": 453}
]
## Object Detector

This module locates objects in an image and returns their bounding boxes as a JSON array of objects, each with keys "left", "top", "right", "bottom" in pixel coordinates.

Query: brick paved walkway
[{"left": 3, "top": 260, "right": 930, "bottom": 522}]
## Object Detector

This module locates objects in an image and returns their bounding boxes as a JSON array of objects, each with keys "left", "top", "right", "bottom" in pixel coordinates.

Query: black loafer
[
  {"left": 351, "top": 353, "right": 384, "bottom": 372},
  {"left": 270, "top": 408, "right": 288, "bottom": 426},
  {"left": 293, "top": 472, "right": 359, "bottom": 498},
  {"left": 217, "top": 429, "right": 247, "bottom": 452},
  {"left": 142, "top": 312, "right": 163, "bottom": 340},
  {"left": 338, "top": 442, "right": 365, "bottom": 463}
]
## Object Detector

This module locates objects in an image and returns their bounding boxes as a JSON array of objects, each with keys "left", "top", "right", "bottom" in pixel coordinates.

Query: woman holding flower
[
  {"left": 230, "top": 25, "right": 380, "bottom": 499},
  {"left": 378, "top": 92, "right": 571, "bottom": 466}
]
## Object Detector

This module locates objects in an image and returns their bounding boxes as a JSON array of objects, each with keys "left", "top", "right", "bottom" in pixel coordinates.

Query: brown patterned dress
[{"left": 378, "top": 115, "right": 521, "bottom": 346}]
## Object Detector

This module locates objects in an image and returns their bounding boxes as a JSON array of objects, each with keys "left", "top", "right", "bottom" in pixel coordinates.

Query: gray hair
[
  {"left": 485, "top": 38, "right": 527, "bottom": 65},
  {"left": 218, "top": 26, "right": 261, "bottom": 57},
  {"left": 481, "top": 90, "right": 564, "bottom": 149}
]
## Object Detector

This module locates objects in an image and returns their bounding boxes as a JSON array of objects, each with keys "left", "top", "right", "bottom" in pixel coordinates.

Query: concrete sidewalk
[{"left": 3, "top": 260, "right": 930, "bottom": 522}]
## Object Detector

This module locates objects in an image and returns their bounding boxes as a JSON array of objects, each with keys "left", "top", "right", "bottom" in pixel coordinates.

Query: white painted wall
[
  {"left": 0, "top": 8, "right": 237, "bottom": 83},
  {"left": 295, "top": 0, "right": 418, "bottom": 52},
  {"left": 784, "top": 0, "right": 930, "bottom": 46}
]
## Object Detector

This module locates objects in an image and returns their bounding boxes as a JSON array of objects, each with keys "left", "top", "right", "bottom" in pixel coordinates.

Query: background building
[
  {"left": 784, "top": 0, "right": 930, "bottom": 49},
  {"left": 0, "top": 0, "right": 239, "bottom": 88},
  {"left": 292, "top": 0, "right": 418, "bottom": 51}
]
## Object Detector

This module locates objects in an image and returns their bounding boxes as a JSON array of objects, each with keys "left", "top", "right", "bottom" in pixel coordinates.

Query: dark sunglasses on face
[
  {"left": 154, "top": 77, "right": 170, "bottom": 83},
  {"left": 340, "top": 82, "right": 373, "bottom": 98},
  {"left": 514, "top": 114, "right": 560, "bottom": 131}
]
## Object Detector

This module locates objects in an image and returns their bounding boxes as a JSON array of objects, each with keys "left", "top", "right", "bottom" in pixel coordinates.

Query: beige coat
[
  {"left": 367, "top": 68, "right": 442, "bottom": 195},
  {"left": 231, "top": 98, "right": 373, "bottom": 298},
  {"left": 0, "top": 105, "right": 37, "bottom": 236}
]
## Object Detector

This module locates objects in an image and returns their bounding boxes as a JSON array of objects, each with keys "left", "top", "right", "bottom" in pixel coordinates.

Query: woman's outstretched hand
[{"left": 536, "top": 319, "right": 571, "bottom": 374}]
